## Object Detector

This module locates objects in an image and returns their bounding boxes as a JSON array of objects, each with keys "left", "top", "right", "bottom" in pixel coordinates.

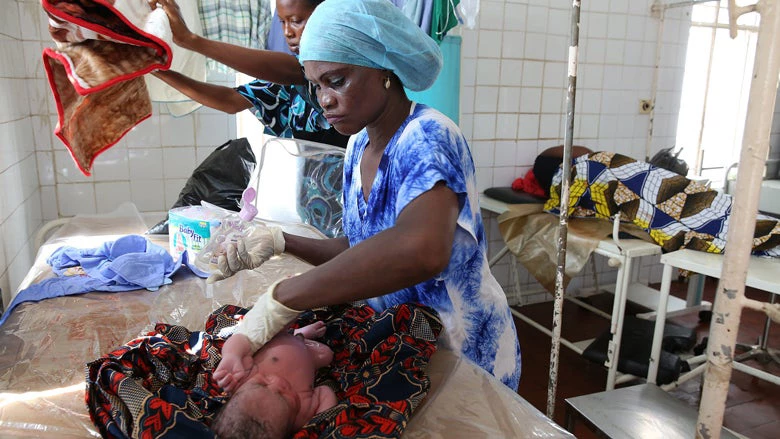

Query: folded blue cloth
[{"left": 0, "top": 235, "right": 206, "bottom": 327}]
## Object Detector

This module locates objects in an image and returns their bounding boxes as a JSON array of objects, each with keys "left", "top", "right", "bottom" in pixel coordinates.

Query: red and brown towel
[{"left": 42, "top": 0, "right": 173, "bottom": 176}]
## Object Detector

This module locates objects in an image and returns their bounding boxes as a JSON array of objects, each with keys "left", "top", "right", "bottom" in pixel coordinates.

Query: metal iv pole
[{"left": 547, "top": 0, "right": 582, "bottom": 419}]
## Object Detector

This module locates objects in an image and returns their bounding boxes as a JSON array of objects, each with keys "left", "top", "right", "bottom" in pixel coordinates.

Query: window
[{"left": 675, "top": 0, "right": 760, "bottom": 187}]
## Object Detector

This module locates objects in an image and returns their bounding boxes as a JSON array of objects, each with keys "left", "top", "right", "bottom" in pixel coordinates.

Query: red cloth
[
  {"left": 511, "top": 169, "right": 546, "bottom": 198},
  {"left": 42, "top": 0, "right": 172, "bottom": 176}
]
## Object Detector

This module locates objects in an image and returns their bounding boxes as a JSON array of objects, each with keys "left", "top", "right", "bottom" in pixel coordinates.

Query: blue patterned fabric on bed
[{"left": 545, "top": 152, "right": 780, "bottom": 256}]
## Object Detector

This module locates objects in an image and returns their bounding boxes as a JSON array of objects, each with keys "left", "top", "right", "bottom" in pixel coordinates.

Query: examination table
[{"left": 0, "top": 204, "right": 571, "bottom": 438}]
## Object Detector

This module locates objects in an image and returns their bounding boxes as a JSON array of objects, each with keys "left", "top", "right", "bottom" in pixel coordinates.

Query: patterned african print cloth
[
  {"left": 290, "top": 303, "right": 442, "bottom": 438},
  {"left": 297, "top": 154, "right": 345, "bottom": 238},
  {"left": 236, "top": 80, "right": 327, "bottom": 139},
  {"left": 85, "top": 306, "right": 233, "bottom": 439},
  {"left": 197, "top": 0, "right": 271, "bottom": 72},
  {"left": 85, "top": 303, "right": 441, "bottom": 438},
  {"left": 545, "top": 152, "right": 780, "bottom": 256}
]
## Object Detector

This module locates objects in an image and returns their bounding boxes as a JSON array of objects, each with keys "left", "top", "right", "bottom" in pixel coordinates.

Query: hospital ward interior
[{"left": 2, "top": 0, "right": 780, "bottom": 437}]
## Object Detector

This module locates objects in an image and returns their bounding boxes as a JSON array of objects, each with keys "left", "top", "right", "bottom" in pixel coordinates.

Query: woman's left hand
[{"left": 150, "top": 0, "right": 196, "bottom": 49}]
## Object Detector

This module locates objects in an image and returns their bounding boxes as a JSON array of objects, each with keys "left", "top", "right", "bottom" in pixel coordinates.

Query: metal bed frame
[{"left": 480, "top": 194, "right": 703, "bottom": 391}]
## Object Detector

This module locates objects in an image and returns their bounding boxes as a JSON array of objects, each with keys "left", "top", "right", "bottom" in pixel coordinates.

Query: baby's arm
[
  {"left": 294, "top": 321, "right": 333, "bottom": 367},
  {"left": 312, "top": 385, "right": 339, "bottom": 413}
]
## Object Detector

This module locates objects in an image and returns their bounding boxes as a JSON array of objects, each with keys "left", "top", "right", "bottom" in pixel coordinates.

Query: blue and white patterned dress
[{"left": 342, "top": 103, "right": 521, "bottom": 389}]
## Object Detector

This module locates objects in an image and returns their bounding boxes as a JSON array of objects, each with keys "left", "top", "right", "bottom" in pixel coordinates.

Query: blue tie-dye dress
[{"left": 342, "top": 103, "right": 521, "bottom": 389}]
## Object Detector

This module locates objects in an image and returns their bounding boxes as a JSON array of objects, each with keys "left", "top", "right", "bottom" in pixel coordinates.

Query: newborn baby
[{"left": 211, "top": 321, "right": 338, "bottom": 439}]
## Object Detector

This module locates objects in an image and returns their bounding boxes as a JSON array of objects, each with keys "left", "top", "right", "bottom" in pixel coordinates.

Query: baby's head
[
  {"left": 212, "top": 330, "right": 335, "bottom": 438},
  {"left": 211, "top": 373, "right": 298, "bottom": 439}
]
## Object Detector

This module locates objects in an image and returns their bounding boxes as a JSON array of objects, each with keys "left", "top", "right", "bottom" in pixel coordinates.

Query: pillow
[{"left": 484, "top": 187, "right": 546, "bottom": 205}]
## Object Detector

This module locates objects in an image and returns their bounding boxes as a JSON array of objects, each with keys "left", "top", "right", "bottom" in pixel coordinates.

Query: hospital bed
[
  {"left": 480, "top": 193, "right": 708, "bottom": 390},
  {"left": 0, "top": 203, "right": 571, "bottom": 436}
]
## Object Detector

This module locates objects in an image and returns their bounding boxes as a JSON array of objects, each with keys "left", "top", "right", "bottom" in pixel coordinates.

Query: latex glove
[
  {"left": 234, "top": 278, "right": 301, "bottom": 351},
  {"left": 207, "top": 226, "right": 285, "bottom": 284},
  {"left": 213, "top": 279, "right": 301, "bottom": 392}
]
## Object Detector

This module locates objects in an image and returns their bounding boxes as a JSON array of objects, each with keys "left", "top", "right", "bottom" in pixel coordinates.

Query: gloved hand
[
  {"left": 213, "top": 279, "right": 301, "bottom": 393},
  {"left": 206, "top": 225, "right": 285, "bottom": 283}
]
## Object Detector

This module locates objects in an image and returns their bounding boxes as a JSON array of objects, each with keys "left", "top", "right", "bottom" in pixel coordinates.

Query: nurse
[{"left": 213, "top": 0, "right": 522, "bottom": 390}]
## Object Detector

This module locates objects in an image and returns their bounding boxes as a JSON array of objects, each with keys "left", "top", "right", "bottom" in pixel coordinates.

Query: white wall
[
  {"left": 0, "top": 0, "right": 45, "bottom": 307},
  {"left": 0, "top": 0, "right": 736, "bottom": 307},
  {"left": 458, "top": 0, "right": 691, "bottom": 301},
  {"left": 0, "top": 0, "right": 237, "bottom": 307}
]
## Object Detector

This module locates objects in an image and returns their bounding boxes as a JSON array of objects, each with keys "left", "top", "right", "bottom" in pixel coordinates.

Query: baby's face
[
  {"left": 228, "top": 334, "right": 323, "bottom": 434},
  {"left": 231, "top": 374, "right": 298, "bottom": 437},
  {"left": 230, "top": 333, "right": 335, "bottom": 432}
]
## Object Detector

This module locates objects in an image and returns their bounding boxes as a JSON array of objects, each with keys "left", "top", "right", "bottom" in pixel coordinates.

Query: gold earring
[{"left": 384, "top": 76, "right": 391, "bottom": 89}]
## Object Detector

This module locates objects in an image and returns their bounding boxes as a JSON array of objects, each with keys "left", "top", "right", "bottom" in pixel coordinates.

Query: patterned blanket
[
  {"left": 42, "top": 0, "right": 173, "bottom": 176},
  {"left": 86, "top": 303, "right": 441, "bottom": 439},
  {"left": 545, "top": 152, "right": 780, "bottom": 256},
  {"left": 290, "top": 304, "right": 441, "bottom": 438}
]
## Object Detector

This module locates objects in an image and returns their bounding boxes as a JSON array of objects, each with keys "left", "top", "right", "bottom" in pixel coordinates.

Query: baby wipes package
[{"left": 168, "top": 206, "right": 223, "bottom": 260}]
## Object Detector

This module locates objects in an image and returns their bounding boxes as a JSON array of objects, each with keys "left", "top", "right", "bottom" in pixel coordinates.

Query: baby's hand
[
  {"left": 294, "top": 321, "right": 326, "bottom": 339},
  {"left": 214, "top": 334, "right": 254, "bottom": 394}
]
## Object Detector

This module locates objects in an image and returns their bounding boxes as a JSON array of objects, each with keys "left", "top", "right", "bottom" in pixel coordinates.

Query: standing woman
[
  {"left": 213, "top": 0, "right": 522, "bottom": 391},
  {"left": 151, "top": 0, "right": 349, "bottom": 147}
]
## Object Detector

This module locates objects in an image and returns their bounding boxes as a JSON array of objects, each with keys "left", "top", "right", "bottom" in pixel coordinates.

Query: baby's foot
[{"left": 294, "top": 321, "right": 326, "bottom": 339}]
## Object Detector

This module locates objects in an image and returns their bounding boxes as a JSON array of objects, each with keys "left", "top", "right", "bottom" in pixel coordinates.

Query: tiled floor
[{"left": 514, "top": 277, "right": 779, "bottom": 438}]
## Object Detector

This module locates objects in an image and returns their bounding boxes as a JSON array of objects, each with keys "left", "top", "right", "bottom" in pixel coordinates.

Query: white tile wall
[
  {"left": 0, "top": 0, "right": 43, "bottom": 307},
  {"left": 2, "top": 0, "right": 773, "bottom": 311},
  {"left": 0, "top": 0, "right": 237, "bottom": 308},
  {"left": 459, "top": 1, "right": 693, "bottom": 301}
]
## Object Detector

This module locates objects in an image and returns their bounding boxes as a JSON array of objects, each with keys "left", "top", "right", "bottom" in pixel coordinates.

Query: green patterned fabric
[{"left": 198, "top": 0, "right": 271, "bottom": 72}]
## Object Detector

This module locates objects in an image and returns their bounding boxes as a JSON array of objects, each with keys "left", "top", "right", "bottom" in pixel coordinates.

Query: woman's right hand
[
  {"left": 207, "top": 226, "right": 285, "bottom": 283},
  {"left": 150, "top": 0, "right": 196, "bottom": 49}
]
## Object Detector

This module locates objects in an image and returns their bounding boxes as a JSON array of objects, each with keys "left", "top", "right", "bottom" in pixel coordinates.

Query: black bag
[
  {"left": 147, "top": 138, "right": 256, "bottom": 234},
  {"left": 649, "top": 146, "right": 689, "bottom": 176}
]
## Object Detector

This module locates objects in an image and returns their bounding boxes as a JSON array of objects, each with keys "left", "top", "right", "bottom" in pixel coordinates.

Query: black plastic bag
[
  {"left": 147, "top": 138, "right": 256, "bottom": 234},
  {"left": 649, "top": 146, "right": 689, "bottom": 176}
]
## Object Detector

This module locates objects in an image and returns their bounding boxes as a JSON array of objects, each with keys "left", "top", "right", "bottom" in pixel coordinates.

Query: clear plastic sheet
[
  {"left": 0, "top": 204, "right": 571, "bottom": 438},
  {"left": 250, "top": 138, "right": 345, "bottom": 239}
]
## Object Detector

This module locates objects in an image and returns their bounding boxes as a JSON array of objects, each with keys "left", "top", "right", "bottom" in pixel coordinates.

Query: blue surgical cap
[{"left": 298, "top": 0, "right": 443, "bottom": 91}]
